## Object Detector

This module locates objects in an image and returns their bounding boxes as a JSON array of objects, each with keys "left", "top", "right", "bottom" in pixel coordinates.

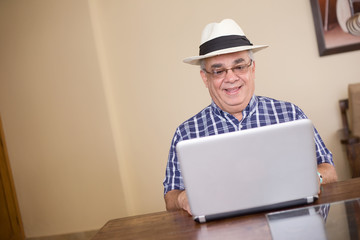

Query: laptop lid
[{"left": 176, "top": 119, "right": 319, "bottom": 222}]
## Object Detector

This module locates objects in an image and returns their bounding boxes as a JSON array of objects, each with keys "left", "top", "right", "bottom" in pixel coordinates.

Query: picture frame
[{"left": 310, "top": 0, "right": 360, "bottom": 56}]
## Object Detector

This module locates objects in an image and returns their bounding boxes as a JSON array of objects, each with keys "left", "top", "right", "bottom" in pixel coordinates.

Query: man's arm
[
  {"left": 317, "top": 162, "right": 338, "bottom": 184},
  {"left": 164, "top": 189, "right": 192, "bottom": 215}
]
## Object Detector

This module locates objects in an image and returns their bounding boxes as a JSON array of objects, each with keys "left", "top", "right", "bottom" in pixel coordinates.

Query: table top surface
[{"left": 92, "top": 178, "right": 360, "bottom": 240}]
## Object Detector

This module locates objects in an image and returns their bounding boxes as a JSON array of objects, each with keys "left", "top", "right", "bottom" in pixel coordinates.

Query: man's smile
[{"left": 224, "top": 85, "right": 242, "bottom": 95}]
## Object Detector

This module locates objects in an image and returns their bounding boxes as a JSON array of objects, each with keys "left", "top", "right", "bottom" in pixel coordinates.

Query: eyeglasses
[{"left": 203, "top": 59, "right": 253, "bottom": 80}]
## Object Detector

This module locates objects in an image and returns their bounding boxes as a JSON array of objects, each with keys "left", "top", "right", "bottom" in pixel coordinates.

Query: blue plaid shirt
[{"left": 163, "top": 95, "right": 333, "bottom": 195}]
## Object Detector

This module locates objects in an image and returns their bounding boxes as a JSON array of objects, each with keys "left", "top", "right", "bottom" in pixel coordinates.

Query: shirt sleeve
[
  {"left": 163, "top": 128, "right": 185, "bottom": 195},
  {"left": 313, "top": 127, "right": 334, "bottom": 165},
  {"left": 295, "top": 105, "right": 334, "bottom": 166}
]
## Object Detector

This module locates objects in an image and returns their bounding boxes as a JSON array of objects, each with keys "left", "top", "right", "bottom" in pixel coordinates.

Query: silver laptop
[{"left": 176, "top": 119, "right": 319, "bottom": 223}]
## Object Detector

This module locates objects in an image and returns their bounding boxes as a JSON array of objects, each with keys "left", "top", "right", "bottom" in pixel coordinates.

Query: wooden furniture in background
[
  {"left": 0, "top": 116, "right": 25, "bottom": 240},
  {"left": 339, "top": 83, "right": 360, "bottom": 178}
]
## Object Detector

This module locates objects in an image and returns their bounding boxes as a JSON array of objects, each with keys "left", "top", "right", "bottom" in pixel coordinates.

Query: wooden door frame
[{"left": 0, "top": 116, "right": 25, "bottom": 240}]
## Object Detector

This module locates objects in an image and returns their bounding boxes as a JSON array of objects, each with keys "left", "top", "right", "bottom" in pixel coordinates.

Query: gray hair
[{"left": 200, "top": 50, "right": 254, "bottom": 71}]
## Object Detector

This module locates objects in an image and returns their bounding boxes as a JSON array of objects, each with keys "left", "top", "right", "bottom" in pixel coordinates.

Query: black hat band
[{"left": 199, "top": 35, "right": 253, "bottom": 56}]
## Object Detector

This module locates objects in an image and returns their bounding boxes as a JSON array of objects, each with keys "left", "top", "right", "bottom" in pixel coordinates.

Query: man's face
[{"left": 200, "top": 51, "right": 255, "bottom": 118}]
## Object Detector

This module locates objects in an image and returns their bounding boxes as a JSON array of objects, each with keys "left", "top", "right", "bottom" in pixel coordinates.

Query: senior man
[{"left": 163, "top": 19, "right": 338, "bottom": 215}]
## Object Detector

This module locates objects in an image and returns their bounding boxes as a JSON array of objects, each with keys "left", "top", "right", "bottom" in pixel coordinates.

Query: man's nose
[{"left": 224, "top": 69, "right": 239, "bottom": 82}]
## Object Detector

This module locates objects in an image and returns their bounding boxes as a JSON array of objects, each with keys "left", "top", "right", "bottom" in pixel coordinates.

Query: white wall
[{"left": 0, "top": 0, "right": 359, "bottom": 237}]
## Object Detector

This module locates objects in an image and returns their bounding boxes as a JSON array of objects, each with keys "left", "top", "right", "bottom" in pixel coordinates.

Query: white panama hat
[{"left": 183, "top": 19, "right": 268, "bottom": 65}]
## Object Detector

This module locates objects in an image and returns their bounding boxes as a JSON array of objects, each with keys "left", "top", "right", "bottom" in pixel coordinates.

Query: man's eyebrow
[
  {"left": 210, "top": 63, "right": 224, "bottom": 69},
  {"left": 210, "top": 58, "right": 246, "bottom": 68},
  {"left": 233, "top": 58, "right": 246, "bottom": 64}
]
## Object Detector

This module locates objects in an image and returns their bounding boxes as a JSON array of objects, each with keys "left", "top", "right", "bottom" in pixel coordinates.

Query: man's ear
[
  {"left": 251, "top": 60, "right": 256, "bottom": 73},
  {"left": 200, "top": 70, "right": 209, "bottom": 88}
]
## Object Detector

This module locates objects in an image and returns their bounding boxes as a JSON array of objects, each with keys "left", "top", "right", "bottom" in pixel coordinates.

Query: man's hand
[
  {"left": 317, "top": 162, "right": 338, "bottom": 194},
  {"left": 317, "top": 163, "right": 338, "bottom": 184},
  {"left": 164, "top": 190, "right": 192, "bottom": 215},
  {"left": 177, "top": 190, "right": 191, "bottom": 215}
]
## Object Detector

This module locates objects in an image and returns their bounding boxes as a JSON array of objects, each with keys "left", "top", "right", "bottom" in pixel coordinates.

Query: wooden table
[{"left": 92, "top": 178, "right": 360, "bottom": 240}]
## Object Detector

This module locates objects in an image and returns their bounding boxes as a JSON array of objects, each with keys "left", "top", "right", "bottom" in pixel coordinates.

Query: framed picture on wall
[{"left": 310, "top": 0, "right": 360, "bottom": 56}]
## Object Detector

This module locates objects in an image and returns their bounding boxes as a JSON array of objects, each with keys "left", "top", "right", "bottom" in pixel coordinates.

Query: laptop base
[{"left": 194, "top": 196, "right": 317, "bottom": 223}]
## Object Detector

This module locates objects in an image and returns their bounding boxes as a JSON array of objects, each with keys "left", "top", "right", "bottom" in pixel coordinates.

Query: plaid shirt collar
[{"left": 210, "top": 95, "right": 258, "bottom": 122}]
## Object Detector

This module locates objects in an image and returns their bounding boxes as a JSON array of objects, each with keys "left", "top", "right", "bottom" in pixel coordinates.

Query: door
[{"left": 0, "top": 117, "right": 24, "bottom": 240}]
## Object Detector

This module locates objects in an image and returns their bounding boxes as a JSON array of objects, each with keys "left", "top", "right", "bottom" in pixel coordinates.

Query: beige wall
[
  {"left": 0, "top": 0, "right": 128, "bottom": 237},
  {"left": 0, "top": 0, "right": 359, "bottom": 238}
]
